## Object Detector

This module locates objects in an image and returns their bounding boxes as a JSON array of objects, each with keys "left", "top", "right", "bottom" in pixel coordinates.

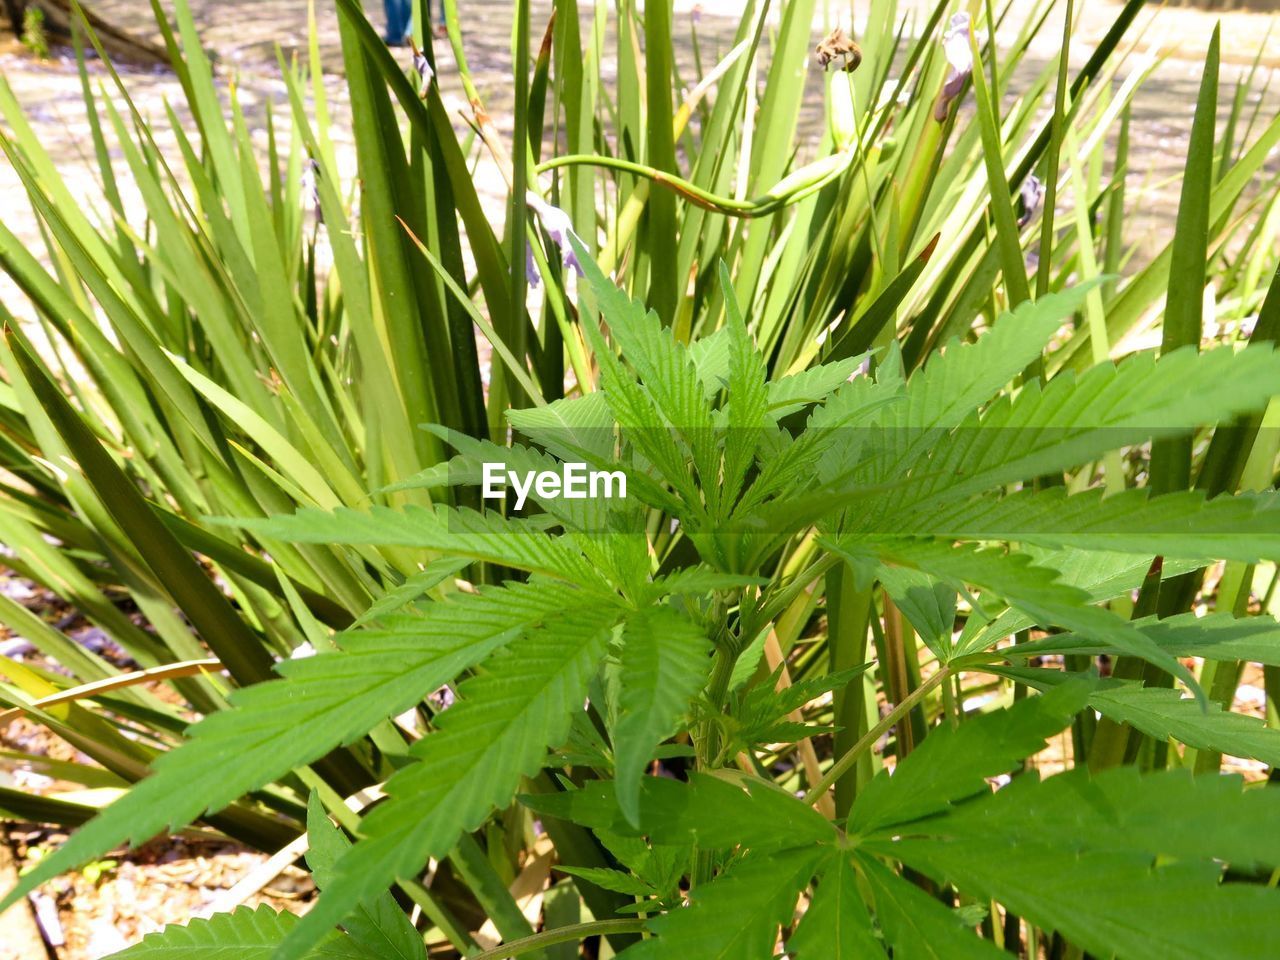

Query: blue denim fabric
[{"left": 384, "top": 0, "right": 412, "bottom": 42}]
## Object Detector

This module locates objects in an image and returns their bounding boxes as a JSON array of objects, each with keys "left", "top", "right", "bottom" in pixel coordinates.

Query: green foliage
[
  {"left": 10, "top": 234, "right": 1280, "bottom": 957},
  {"left": 305, "top": 794, "right": 424, "bottom": 960},
  {"left": 1, "top": 0, "right": 1280, "bottom": 958},
  {"left": 107, "top": 905, "right": 373, "bottom": 959}
]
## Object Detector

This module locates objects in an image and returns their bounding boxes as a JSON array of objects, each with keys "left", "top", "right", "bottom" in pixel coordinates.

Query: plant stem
[
  {"left": 467, "top": 920, "right": 647, "bottom": 960},
  {"left": 1035, "top": 0, "right": 1074, "bottom": 299},
  {"left": 751, "top": 553, "right": 839, "bottom": 635},
  {"left": 805, "top": 665, "right": 951, "bottom": 807},
  {"left": 534, "top": 153, "right": 851, "bottom": 217}
]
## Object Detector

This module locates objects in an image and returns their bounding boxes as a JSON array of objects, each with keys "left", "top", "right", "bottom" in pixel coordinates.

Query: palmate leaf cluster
[{"left": 7, "top": 247, "right": 1280, "bottom": 959}]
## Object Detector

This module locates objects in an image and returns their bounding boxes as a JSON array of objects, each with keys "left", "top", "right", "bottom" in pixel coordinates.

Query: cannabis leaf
[
  {"left": 274, "top": 604, "right": 622, "bottom": 959},
  {"left": 612, "top": 607, "right": 712, "bottom": 825},
  {"left": 108, "top": 905, "right": 373, "bottom": 959}
]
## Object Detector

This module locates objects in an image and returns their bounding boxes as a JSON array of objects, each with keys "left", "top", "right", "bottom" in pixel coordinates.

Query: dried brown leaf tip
[{"left": 816, "top": 28, "right": 862, "bottom": 72}]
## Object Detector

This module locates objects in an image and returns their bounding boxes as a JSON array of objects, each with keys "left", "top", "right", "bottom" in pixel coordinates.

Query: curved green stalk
[
  {"left": 535, "top": 151, "right": 854, "bottom": 218},
  {"left": 469, "top": 920, "right": 647, "bottom": 960},
  {"left": 805, "top": 665, "right": 952, "bottom": 807}
]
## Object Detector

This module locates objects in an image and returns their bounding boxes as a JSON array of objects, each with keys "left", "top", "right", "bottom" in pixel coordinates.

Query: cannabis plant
[
  {"left": 3, "top": 0, "right": 1280, "bottom": 955},
  {"left": 8, "top": 243, "right": 1280, "bottom": 958}
]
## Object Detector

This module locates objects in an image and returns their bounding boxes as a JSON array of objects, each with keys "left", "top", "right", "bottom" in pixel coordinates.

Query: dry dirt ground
[{"left": 0, "top": 0, "right": 1278, "bottom": 957}]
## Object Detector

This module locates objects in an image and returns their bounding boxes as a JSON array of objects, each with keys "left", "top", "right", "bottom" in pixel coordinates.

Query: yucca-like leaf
[
  {"left": 0, "top": 581, "right": 580, "bottom": 913},
  {"left": 106, "top": 905, "right": 371, "bottom": 959},
  {"left": 612, "top": 607, "right": 712, "bottom": 826},
  {"left": 275, "top": 604, "right": 621, "bottom": 959}
]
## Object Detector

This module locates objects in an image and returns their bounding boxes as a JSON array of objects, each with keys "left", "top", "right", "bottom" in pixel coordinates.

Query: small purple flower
[
  {"left": 935, "top": 13, "right": 974, "bottom": 122},
  {"left": 301, "top": 157, "right": 322, "bottom": 222},
  {"left": 526, "top": 243, "right": 540, "bottom": 289},
  {"left": 413, "top": 48, "right": 434, "bottom": 91},
  {"left": 526, "top": 191, "right": 583, "bottom": 276},
  {"left": 1017, "top": 174, "right": 1044, "bottom": 228}
]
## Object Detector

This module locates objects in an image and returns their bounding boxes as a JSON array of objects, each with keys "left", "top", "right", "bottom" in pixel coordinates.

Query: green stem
[
  {"left": 1035, "top": 0, "right": 1074, "bottom": 299},
  {"left": 468, "top": 920, "right": 647, "bottom": 960},
  {"left": 805, "top": 665, "right": 951, "bottom": 806},
  {"left": 750, "top": 554, "right": 839, "bottom": 636},
  {"left": 534, "top": 153, "right": 851, "bottom": 217}
]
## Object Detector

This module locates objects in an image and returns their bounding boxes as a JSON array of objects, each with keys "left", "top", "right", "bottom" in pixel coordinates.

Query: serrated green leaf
[
  {"left": 1005, "top": 667, "right": 1280, "bottom": 768},
  {"left": 741, "top": 375, "right": 897, "bottom": 514},
  {"left": 907, "top": 487, "right": 1280, "bottom": 562},
  {"left": 105, "top": 905, "right": 372, "bottom": 959},
  {"left": 625, "top": 847, "right": 822, "bottom": 960},
  {"left": 349, "top": 558, "right": 469, "bottom": 628},
  {"left": 305, "top": 794, "right": 423, "bottom": 960},
  {"left": 719, "top": 262, "right": 770, "bottom": 515},
  {"left": 895, "top": 283, "right": 1100, "bottom": 433},
  {"left": 878, "top": 768, "right": 1280, "bottom": 960},
  {"left": 858, "top": 856, "right": 1005, "bottom": 960},
  {"left": 643, "top": 568, "right": 768, "bottom": 600},
  {"left": 570, "top": 236, "right": 705, "bottom": 512},
  {"left": 687, "top": 326, "right": 732, "bottom": 397},
  {"left": 613, "top": 608, "right": 712, "bottom": 826},
  {"left": 506, "top": 391, "right": 616, "bottom": 462},
  {"left": 525, "top": 772, "right": 836, "bottom": 852},
  {"left": 229, "top": 505, "right": 608, "bottom": 587},
  {"left": 877, "top": 565, "right": 956, "bottom": 661},
  {"left": 0, "top": 582, "right": 578, "bottom": 914},
  {"left": 766, "top": 357, "right": 866, "bottom": 420},
  {"left": 787, "top": 853, "right": 884, "bottom": 958},
  {"left": 275, "top": 604, "right": 620, "bottom": 960},
  {"left": 1090, "top": 682, "right": 1280, "bottom": 767},
  {"left": 908, "top": 766, "right": 1280, "bottom": 873},
  {"left": 851, "top": 680, "right": 1093, "bottom": 835},
  {"left": 847, "top": 540, "right": 1199, "bottom": 696},
  {"left": 860, "top": 344, "right": 1280, "bottom": 515},
  {"left": 1015, "top": 611, "right": 1280, "bottom": 664},
  {"left": 557, "top": 865, "right": 658, "bottom": 898}
]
